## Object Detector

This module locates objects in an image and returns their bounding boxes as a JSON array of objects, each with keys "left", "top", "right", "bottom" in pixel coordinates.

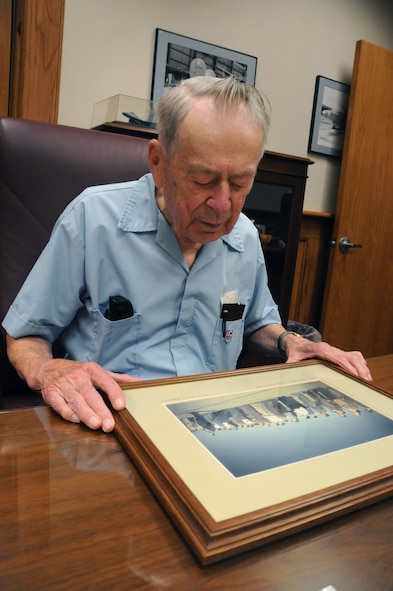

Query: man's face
[{"left": 149, "top": 97, "right": 264, "bottom": 250}]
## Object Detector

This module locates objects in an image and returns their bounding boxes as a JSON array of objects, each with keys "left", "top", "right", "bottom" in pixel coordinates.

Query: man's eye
[
  {"left": 195, "top": 180, "right": 213, "bottom": 187},
  {"left": 231, "top": 182, "right": 248, "bottom": 190}
]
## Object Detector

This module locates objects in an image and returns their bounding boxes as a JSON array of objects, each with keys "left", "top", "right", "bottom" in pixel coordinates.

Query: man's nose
[{"left": 206, "top": 183, "right": 231, "bottom": 214}]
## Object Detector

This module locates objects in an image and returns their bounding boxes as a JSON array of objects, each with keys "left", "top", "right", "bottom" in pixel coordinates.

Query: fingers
[
  {"left": 43, "top": 368, "right": 114, "bottom": 431},
  {"left": 335, "top": 350, "right": 372, "bottom": 381},
  {"left": 285, "top": 339, "right": 373, "bottom": 381},
  {"left": 105, "top": 371, "right": 142, "bottom": 408},
  {"left": 317, "top": 343, "right": 370, "bottom": 379},
  {"left": 42, "top": 362, "right": 139, "bottom": 432}
]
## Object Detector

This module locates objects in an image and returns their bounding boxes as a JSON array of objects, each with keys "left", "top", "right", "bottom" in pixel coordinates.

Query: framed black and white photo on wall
[
  {"left": 151, "top": 29, "right": 257, "bottom": 102},
  {"left": 309, "top": 76, "right": 350, "bottom": 157}
]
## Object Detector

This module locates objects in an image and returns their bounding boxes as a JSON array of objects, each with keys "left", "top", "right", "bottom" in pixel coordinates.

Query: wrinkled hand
[
  {"left": 285, "top": 337, "right": 372, "bottom": 381},
  {"left": 39, "top": 359, "right": 140, "bottom": 432}
]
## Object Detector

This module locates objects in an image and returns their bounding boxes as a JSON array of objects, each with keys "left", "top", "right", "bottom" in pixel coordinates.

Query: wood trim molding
[
  {"left": 0, "top": 0, "right": 13, "bottom": 117},
  {"left": 289, "top": 211, "right": 334, "bottom": 328}
]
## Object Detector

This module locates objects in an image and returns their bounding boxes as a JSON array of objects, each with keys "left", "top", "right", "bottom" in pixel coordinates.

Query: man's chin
[
  {"left": 197, "top": 230, "right": 228, "bottom": 243},
  {"left": 183, "top": 220, "right": 234, "bottom": 244}
]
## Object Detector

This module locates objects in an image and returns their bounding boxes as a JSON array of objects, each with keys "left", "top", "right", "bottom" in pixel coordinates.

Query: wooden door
[{"left": 320, "top": 40, "right": 393, "bottom": 357}]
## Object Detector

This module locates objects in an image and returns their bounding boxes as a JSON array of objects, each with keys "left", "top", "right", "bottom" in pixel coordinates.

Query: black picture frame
[
  {"left": 151, "top": 28, "right": 257, "bottom": 102},
  {"left": 308, "top": 76, "right": 350, "bottom": 157}
]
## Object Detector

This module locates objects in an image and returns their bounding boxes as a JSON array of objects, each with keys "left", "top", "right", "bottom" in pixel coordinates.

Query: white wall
[{"left": 58, "top": 0, "right": 393, "bottom": 213}]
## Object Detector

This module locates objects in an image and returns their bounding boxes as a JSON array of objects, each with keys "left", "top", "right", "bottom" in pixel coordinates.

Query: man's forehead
[{"left": 182, "top": 96, "right": 250, "bottom": 123}]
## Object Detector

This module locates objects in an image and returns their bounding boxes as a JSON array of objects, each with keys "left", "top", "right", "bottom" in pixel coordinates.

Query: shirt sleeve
[{"left": 2, "top": 202, "right": 87, "bottom": 343}]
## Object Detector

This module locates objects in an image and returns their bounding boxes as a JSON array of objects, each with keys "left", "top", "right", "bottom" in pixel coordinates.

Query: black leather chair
[{"left": 0, "top": 117, "right": 150, "bottom": 406}]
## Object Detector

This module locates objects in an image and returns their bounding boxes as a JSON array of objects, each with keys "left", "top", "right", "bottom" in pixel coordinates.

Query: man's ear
[{"left": 148, "top": 139, "right": 165, "bottom": 187}]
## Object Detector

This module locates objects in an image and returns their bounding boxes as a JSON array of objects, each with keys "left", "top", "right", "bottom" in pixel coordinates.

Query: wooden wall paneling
[
  {"left": 289, "top": 212, "right": 334, "bottom": 330},
  {"left": 289, "top": 237, "right": 308, "bottom": 320},
  {"left": 9, "top": 0, "right": 65, "bottom": 123},
  {"left": 0, "top": 0, "right": 13, "bottom": 117}
]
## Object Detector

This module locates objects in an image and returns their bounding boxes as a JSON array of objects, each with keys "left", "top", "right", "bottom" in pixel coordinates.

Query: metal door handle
[{"left": 338, "top": 236, "right": 363, "bottom": 254}]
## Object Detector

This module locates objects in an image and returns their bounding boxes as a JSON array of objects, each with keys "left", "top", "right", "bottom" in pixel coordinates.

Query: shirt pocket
[
  {"left": 89, "top": 309, "right": 142, "bottom": 374},
  {"left": 207, "top": 318, "right": 245, "bottom": 372}
]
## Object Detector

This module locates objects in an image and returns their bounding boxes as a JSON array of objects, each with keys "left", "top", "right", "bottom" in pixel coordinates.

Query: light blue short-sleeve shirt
[{"left": 2, "top": 174, "right": 281, "bottom": 379}]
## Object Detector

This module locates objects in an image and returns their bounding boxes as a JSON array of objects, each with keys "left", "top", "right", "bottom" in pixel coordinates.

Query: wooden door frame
[
  {"left": 3, "top": 0, "right": 65, "bottom": 123},
  {"left": 0, "top": 0, "right": 13, "bottom": 117}
]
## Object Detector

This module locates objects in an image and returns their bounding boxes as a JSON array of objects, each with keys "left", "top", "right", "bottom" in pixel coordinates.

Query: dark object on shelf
[{"left": 121, "top": 111, "right": 157, "bottom": 129}]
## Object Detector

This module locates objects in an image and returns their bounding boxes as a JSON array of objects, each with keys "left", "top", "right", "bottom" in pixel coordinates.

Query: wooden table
[{"left": 1, "top": 356, "right": 392, "bottom": 591}]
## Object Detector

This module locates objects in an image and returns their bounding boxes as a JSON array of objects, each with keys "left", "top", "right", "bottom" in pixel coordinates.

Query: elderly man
[{"left": 2, "top": 77, "right": 371, "bottom": 432}]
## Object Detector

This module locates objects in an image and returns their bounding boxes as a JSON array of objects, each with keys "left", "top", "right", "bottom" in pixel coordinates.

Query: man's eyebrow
[
  {"left": 188, "top": 165, "right": 257, "bottom": 178},
  {"left": 188, "top": 164, "right": 216, "bottom": 174},
  {"left": 231, "top": 169, "right": 257, "bottom": 179}
]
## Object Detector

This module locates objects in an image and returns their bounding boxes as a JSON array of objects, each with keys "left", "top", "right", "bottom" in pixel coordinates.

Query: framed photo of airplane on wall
[
  {"left": 114, "top": 360, "right": 393, "bottom": 565},
  {"left": 309, "top": 75, "right": 350, "bottom": 157},
  {"left": 151, "top": 28, "right": 257, "bottom": 102}
]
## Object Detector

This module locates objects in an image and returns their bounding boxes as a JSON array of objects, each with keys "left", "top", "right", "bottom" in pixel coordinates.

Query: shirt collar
[{"left": 118, "top": 174, "right": 159, "bottom": 232}]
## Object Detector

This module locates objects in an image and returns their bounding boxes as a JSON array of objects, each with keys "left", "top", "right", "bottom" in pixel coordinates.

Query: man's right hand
[{"left": 6, "top": 334, "right": 140, "bottom": 432}]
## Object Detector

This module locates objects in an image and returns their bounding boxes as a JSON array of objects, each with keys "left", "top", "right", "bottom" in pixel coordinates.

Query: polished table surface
[{"left": 1, "top": 356, "right": 392, "bottom": 591}]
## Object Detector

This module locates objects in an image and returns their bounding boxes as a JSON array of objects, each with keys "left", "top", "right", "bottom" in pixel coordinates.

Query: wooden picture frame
[
  {"left": 308, "top": 76, "right": 350, "bottom": 157},
  {"left": 114, "top": 361, "right": 393, "bottom": 564},
  {"left": 151, "top": 28, "right": 257, "bottom": 102}
]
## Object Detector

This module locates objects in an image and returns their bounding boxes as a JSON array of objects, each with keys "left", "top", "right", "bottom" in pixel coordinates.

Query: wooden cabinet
[{"left": 243, "top": 152, "right": 313, "bottom": 325}]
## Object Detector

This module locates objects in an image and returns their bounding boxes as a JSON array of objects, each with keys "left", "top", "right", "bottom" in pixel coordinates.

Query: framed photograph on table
[
  {"left": 114, "top": 361, "right": 393, "bottom": 565},
  {"left": 308, "top": 76, "right": 350, "bottom": 157},
  {"left": 151, "top": 28, "right": 257, "bottom": 102}
]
